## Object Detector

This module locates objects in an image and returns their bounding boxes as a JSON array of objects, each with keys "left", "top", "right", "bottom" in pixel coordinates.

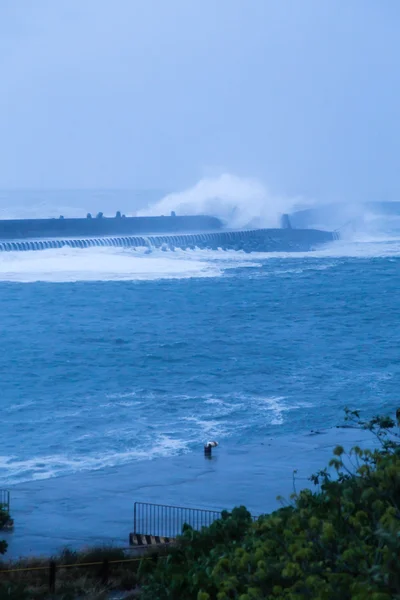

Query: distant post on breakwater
[{"left": 204, "top": 441, "right": 218, "bottom": 458}]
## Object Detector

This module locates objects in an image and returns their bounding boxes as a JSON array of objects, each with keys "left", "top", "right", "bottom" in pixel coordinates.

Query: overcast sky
[{"left": 1, "top": 0, "right": 399, "bottom": 202}]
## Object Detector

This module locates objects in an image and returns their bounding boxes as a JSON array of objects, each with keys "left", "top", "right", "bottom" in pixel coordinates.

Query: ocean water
[{"left": 1, "top": 236, "right": 399, "bottom": 486}]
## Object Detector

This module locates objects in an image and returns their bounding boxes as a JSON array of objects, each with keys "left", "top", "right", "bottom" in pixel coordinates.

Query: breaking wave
[
  {"left": 0, "top": 234, "right": 400, "bottom": 283},
  {"left": 0, "top": 392, "right": 310, "bottom": 484},
  {"left": 0, "top": 246, "right": 261, "bottom": 283},
  {"left": 139, "top": 173, "right": 303, "bottom": 229}
]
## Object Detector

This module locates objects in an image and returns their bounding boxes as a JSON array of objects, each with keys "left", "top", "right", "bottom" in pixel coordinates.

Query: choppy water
[{"left": 0, "top": 237, "right": 399, "bottom": 484}]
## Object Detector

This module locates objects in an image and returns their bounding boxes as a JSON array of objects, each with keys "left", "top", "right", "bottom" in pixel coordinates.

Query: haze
[{"left": 1, "top": 0, "right": 400, "bottom": 205}]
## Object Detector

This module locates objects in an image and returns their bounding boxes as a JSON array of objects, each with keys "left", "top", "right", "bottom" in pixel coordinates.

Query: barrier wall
[{"left": 0, "top": 228, "right": 338, "bottom": 253}]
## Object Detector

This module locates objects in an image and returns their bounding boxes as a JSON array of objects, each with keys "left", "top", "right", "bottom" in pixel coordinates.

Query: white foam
[
  {"left": 180, "top": 416, "right": 225, "bottom": 437},
  {"left": 0, "top": 391, "right": 314, "bottom": 484},
  {"left": 0, "top": 243, "right": 265, "bottom": 283},
  {"left": 0, "top": 234, "right": 398, "bottom": 285},
  {"left": 258, "top": 237, "right": 400, "bottom": 260},
  {"left": 0, "top": 246, "right": 223, "bottom": 282},
  {"left": 0, "top": 435, "right": 190, "bottom": 483},
  {"left": 5, "top": 401, "right": 35, "bottom": 413},
  {"left": 250, "top": 396, "right": 297, "bottom": 426},
  {"left": 139, "top": 173, "right": 301, "bottom": 229},
  {"left": 204, "top": 398, "right": 225, "bottom": 405}
]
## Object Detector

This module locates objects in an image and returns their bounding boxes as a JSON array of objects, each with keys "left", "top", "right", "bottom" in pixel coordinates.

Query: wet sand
[{"left": 3, "top": 427, "right": 373, "bottom": 558}]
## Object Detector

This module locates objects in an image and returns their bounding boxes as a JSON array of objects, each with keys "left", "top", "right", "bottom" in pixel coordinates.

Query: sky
[{"left": 1, "top": 0, "right": 400, "bottom": 203}]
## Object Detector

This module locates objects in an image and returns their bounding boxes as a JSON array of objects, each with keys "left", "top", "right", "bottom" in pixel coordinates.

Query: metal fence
[
  {"left": 133, "top": 501, "right": 259, "bottom": 540},
  {"left": 0, "top": 490, "right": 10, "bottom": 514},
  {"left": 133, "top": 502, "right": 223, "bottom": 539}
]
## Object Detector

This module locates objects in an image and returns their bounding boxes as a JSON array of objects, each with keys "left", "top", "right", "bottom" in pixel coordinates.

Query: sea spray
[{"left": 138, "top": 173, "right": 305, "bottom": 229}]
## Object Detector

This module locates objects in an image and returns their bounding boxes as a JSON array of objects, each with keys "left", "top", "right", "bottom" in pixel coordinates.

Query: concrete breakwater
[{"left": 0, "top": 228, "right": 338, "bottom": 253}]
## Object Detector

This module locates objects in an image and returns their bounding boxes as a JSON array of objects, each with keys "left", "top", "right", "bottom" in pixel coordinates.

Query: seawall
[
  {"left": 0, "top": 215, "right": 222, "bottom": 239},
  {"left": 0, "top": 228, "right": 338, "bottom": 253}
]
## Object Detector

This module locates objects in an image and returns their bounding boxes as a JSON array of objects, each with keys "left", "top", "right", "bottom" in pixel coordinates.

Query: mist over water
[
  {"left": 289, "top": 200, "right": 400, "bottom": 238},
  {"left": 0, "top": 189, "right": 162, "bottom": 219},
  {"left": 0, "top": 174, "right": 302, "bottom": 228},
  {"left": 1, "top": 175, "right": 399, "bottom": 240},
  {"left": 139, "top": 173, "right": 303, "bottom": 229}
]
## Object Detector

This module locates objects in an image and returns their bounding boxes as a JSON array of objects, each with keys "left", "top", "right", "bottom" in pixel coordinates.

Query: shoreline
[{"left": 2, "top": 425, "right": 373, "bottom": 558}]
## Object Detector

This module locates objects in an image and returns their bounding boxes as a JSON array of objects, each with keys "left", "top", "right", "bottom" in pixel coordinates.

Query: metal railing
[
  {"left": 133, "top": 502, "right": 223, "bottom": 539},
  {"left": 133, "top": 501, "right": 259, "bottom": 539},
  {"left": 0, "top": 490, "right": 10, "bottom": 515}
]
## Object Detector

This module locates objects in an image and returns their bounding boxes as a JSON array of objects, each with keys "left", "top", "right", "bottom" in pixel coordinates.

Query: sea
[{"left": 0, "top": 185, "right": 399, "bottom": 554}]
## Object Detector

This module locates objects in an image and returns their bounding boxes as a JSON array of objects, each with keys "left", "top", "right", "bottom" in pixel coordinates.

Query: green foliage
[
  {"left": 0, "top": 507, "right": 9, "bottom": 529},
  {"left": 140, "top": 409, "right": 400, "bottom": 600},
  {"left": 0, "top": 544, "right": 140, "bottom": 598},
  {"left": 0, "top": 505, "right": 9, "bottom": 555},
  {"left": 0, "top": 582, "right": 29, "bottom": 600},
  {"left": 56, "top": 543, "right": 126, "bottom": 565}
]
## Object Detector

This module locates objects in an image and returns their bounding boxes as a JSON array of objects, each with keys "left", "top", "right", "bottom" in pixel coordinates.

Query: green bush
[
  {"left": 139, "top": 409, "right": 400, "bottom": 600},
  {"left": 57, "top": 543, "right": 126, "bottom": 565},
  {"left": 0, "top": 507, "right": 9, "bottom": 529},
  {"left": 0, "top": 505, "right": 9, "bottom": 555},
  {"left": 0, "top": 544, "right": 142, "bottom": 598}
]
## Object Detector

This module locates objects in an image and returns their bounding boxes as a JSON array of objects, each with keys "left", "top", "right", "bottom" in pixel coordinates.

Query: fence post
[
  {"left": 101, "top": 558, "right": 109, "bottom": 585},
  {"left": 133, "top": 502, "right": 137, "bottom": 534},
  {"left": 49, "top": 560, "right": 56, "bottom": 594},
  {"left": 0, "top": 490, "right": 10, "bottom": 515}
]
